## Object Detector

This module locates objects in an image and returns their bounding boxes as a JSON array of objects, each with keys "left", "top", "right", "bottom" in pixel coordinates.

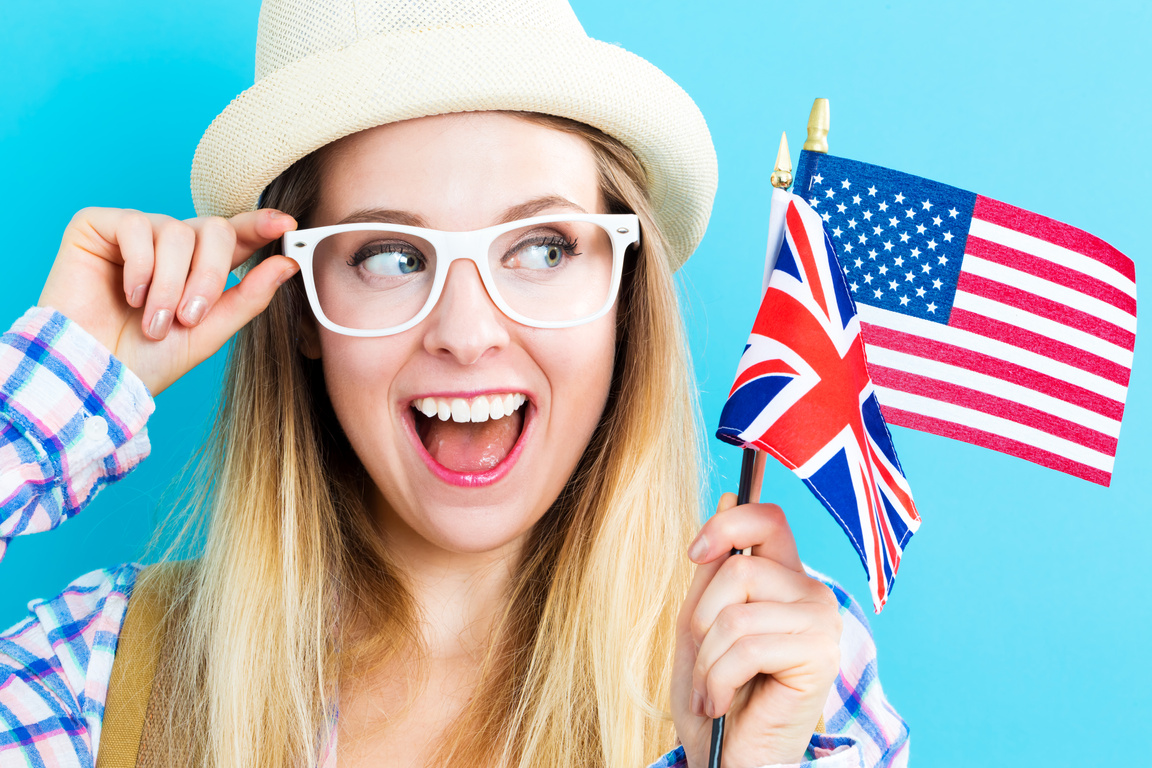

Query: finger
[
  {"left": 178, "top": 217, "right": 237, "bottom": 326},
  {"left": 112, "top": 210, "right": 157, "bottom": 308},
  {"left": 140, "top": 217, "right": 196, "bottom": 340},
  {"left": 688, "top": 500, "right": 803, "bottom": 574},
  {"left": 677, "top": 492, "right": 740, "bottom": 642},
  {"left": 692, "top": 601, "right": 832, "bottom": 701},
  {"left": 689, "top": 555, "right": 828, "bottom": 648},
  {"left": 188, "top": 254, "right": 300, "bottom": 356},
  {"left": 701, "top": 632, "right": 840, "bottom": 718},
  {"left": 224, "top": 208, "right": 298, "bottom": 271}
]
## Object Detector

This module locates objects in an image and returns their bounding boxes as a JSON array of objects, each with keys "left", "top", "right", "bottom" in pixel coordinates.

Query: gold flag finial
[
  {"left": 803, "top": 98, "right": 830, "bottom": 154},
  {"left": 770, "top": 131, "right": 793, "bottom": 189}
]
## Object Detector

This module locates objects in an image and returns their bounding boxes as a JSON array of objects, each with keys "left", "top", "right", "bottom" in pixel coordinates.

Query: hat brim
[{"left": 191, "top": 26, "right": 716, "bottom": 271}]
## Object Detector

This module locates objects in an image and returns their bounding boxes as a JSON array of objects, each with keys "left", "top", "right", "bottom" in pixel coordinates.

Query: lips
[{"left": 407, "top": 392, "right": 532, "bottom": 486}]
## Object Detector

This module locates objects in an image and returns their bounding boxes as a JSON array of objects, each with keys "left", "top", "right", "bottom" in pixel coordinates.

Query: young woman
[{"left": 0, "top": 1, "right": 908, "bottom": 767}]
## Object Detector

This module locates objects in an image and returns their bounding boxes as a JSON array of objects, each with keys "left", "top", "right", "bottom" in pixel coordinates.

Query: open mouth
[{"left": 411, "top": 393, "right": 529, "bottom": 479}]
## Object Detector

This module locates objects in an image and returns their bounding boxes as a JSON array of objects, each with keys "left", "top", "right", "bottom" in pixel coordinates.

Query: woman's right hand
[{"left": 38, "top": 207, "right": 301, "bottom": 396}]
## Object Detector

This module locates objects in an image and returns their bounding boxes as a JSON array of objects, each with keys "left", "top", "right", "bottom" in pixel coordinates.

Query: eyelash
[{"left": 346, "top": 243, "right": 424, "bottom": 267}]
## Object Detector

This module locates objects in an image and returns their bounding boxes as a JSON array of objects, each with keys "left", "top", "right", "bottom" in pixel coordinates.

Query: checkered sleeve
[
  {"left": 0, "top": 563, "right": 142, "bottom": 767},
  {"left": 646, "top": 571, "right": 908, "bottom": 768},
  {"left": 0, "top": 307, "right": 154, "bottom": 562}
]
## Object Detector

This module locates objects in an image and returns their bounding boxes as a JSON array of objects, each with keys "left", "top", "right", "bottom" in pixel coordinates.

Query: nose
[{"left": 421, "top": 259, "right": 511, "bottom": 365}]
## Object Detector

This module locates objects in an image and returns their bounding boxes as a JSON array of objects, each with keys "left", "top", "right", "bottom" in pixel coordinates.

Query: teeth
[{"left": 413, "top": 393, "right": 528, "bottom": 423}]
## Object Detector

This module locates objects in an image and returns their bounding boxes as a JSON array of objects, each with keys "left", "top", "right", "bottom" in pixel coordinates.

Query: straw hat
[{"left": 190, "top": 0, "right": 717, "bottom": 270}]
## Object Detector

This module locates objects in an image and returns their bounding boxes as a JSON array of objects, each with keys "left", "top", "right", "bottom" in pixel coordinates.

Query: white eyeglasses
[{"left": 283, "top": 213, "right": 640, "bottom": 337}]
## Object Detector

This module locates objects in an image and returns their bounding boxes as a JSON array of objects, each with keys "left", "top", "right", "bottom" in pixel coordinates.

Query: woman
[{"left": 0, "top": 1, "right": 908, "bottom": 766}]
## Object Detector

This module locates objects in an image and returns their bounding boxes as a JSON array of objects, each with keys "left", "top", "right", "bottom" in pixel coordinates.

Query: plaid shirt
[{"left": 0, "top": 307, "right": 909, "bottom": 767}]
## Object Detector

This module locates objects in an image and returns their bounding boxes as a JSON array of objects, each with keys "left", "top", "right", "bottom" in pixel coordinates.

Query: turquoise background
[{"left": 1, "top": 1, "right": 1148, "bottom": 763}]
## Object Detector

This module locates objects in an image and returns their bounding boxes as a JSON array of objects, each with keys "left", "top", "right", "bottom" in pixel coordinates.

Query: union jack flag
[{"left": 717, "top": 190, "right": 921, "bottom": 612}]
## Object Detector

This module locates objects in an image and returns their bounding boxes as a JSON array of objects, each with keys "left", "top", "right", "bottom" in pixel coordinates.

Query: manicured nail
[
  {"left": 183, "top": 296, "right": 207, "bottom": 325},
  {"left": 690, "top": 690, "right": 704, "bottom": 717},
  {"left": 148, "top": 309, "right": 172, "bottom": 339},
  {"left": 277, "top": 265, "right": 299, "bottom": 285},
  {"left": 705, "top": 698, "right": 716, "bottom": 719},
  {"left": 130, "top": 284, "right": 147, "bottom": 307},
  {"left": 688, "top": 533, "right": 708, "bottom": 562},
  {"left": 267, "top": 209, "right": 284, "bottom": 219}
]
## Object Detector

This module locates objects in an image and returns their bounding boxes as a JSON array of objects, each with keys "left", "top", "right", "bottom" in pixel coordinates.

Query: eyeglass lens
[{"left": 311, "top": 220, "right": 615, "bottom": 331}]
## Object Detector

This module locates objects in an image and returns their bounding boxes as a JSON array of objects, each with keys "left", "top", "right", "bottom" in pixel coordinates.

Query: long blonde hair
[{"left": 145, "top": 111, "right": 705, "bottom": 768}]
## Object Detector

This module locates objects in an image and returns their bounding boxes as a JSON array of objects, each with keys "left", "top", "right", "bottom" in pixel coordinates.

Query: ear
[{"left": 297, "top": 310, "right": 322, "bottom": 359}]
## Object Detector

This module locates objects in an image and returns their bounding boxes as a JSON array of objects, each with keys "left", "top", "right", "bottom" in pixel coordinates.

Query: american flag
[
  {"left": 793, "top": 151, "right": 1137, "bottom": 487},
  {"left": 717, "top": 190, "right": 921, "bottom": 612}
]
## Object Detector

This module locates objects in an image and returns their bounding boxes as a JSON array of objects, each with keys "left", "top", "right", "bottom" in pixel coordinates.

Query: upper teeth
[{"left": 413, "top": 393, "right": 527, "bottom": 423}]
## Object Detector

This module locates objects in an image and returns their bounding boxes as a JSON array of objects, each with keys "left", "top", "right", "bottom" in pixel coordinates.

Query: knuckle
[
  {"left": 194, "top": 266, "right": 230, "bottom": 293},
  {"left": 159, "top": 220, "right": 196, "bottom": 249},
  {"left": 715, "top": 604, "right": 750, "bottom": 637},
  {"left": 722, "top": 552, "right": 756, "bottom": 581},
  {"left": 200, "top": 216, "right": 237, "bottom": 246},
  {"left": 688, "top": 612, "right": 710, "bottom": 646}
]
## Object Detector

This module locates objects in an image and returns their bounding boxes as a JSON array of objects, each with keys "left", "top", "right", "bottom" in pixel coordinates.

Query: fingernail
[
  {"left": 277, "top": 265, "right": 299, "bottom": 285},
  {"left": 148, "top": 309, "right": 172, "bottom": 339},
  {"left": 705, "top": 697, "right": 716, "bottom": 719},
  {"left": 690, "top": 690, "right": 704, "bottom": 717},
  {"left": 130, "top": 284, "right": 147, "bottom": 307},
  {"left": 267, "top": 209, "right": 284, "bottom": 219},
  {"left": 688, "top": 533, "right": 708, "bottom": 562},
  {"left": 183, "top": 296, "right": 207, "bottom": 325}
]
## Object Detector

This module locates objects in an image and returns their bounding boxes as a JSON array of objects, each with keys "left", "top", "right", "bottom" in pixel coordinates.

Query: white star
[
  {"left": 878, "top": 265, "right": 889, "bottom": 275},
  {"left": 850, "top": 281, "right": 859, "bottom": 292},
  {"left": 841, "top": 179, "right": 851, "bottom": 189},
  {"left": 843, "top": 242, "right": 854, "bottom": 253},
  {"left": 821, "top": 211, "right": 831, "bottom": 222},
  {"left": 825, "top": 188, "right": 835, "bottom": 199},
  {"left": 813, "top": 173, "right": 824, "bottom": 185},
  {"left": 878, "top": 201, "right": 889, "bottom": 212},
  {"left": 943, "top": 231, "right": 954, "bottom": 242},
  {"left": 832, "top": 226, "right": 843, "bottom": 238},
  {"left": 926, "top": 302, "right": 938, "bottom": 313},
  {"left": 868, "top": 249, "right": 878, "bottom": 260},
  {"left": 932, "top": 215, "right": 943, "bottom": 227},
  {"left": 905, "top": 208, "right": 916, "bottom": 219},
  {"left": 888, "top": 216, "right": 899, "bottom": 228},
  {"left": 873, "top": 225, "right": 884, "bottom": 236},
  {"left": 889, "top": 279, "right": 899, "bottom": 291},
  {"left": 854, "top": 258, "right": 864, "bottom": 269},
  {"left": 915, "top": 223, "right": 927, "bottom": 235},
  {"left": 809, "top": 197, "right": 820, "bottom": 208},
  {"left": 921, "top": 199, "right": 933, "bottom": 211},
  {"left": 864, "top": 273, "right": 874, "bottom": 284},
  {"left": 922, "top": 263, "right": 933, "bottom": 274},
  {"left": 837, "top": 202, "right": 847, "bottom": 213},
  {"left": 905, "top": 270, "right": 916, "bottom": 282},
  {"left": 909, "top": 247, "right": 921, "bottom": 258},
  {"left": 852, "top": 194, "right": 862, "bottom": 205},
  {"left": 927, "top": 239, "right": 938, "bottom": 251},
  {"left": 899, "top": 232, "right": 911, "bottom": 243},
  {"left": 867, "top": 185, "right": 877, "bottom": 197},
  {"left": 899, "top": 295, "right": 910, "bottom": 306},
  {"left": 894, "top": 192, "right": 905, "bottom": 204},
  {"left": 858, "top": 233, "right": 868, "bottom": 245},
  {"left": 916, "top": 286, "right": 926, "bottom": 297},
  {"left": 893, "top": 255, "right": 904, "bottom": 267},
  {"left": 932, "top": 278, "right": 943, "bottom": 289},
  {"left": 948, "top": 207, "right": 959, "bottom": 218},
  {"left": 874, "top": 288, "right": 883, "bottom": 299},
  {"left": 938, "top": 254, "right": 948, "bottom": 265},
  {"left": 862, "top": 210, "right": 873, "bottom": 221},
  {"left": 848, "top": 218, "right": 858, "bottom": 229},
  {"left": 883, "top": 240, "right": 894, "bottom": 252}
]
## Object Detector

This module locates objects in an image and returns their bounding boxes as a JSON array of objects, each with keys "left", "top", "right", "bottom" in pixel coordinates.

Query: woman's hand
[
  {"left": 672, "top": 493, "right": 844, "bottom": 767},
  {"left": 38, "top": 207, "right": 300, "bottom": 395}
]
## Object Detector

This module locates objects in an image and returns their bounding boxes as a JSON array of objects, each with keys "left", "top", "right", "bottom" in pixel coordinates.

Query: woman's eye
[
  {"left": 510, "top": 237, "right": 578, "bottom": 270},
  {"left": 349, "top": 246, "right": 425, "bottom": 276}
]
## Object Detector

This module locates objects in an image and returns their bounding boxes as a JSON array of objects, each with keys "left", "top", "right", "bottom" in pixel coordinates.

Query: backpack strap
[{"left": 96, "top": 562, "right": 191, "bottom": 768}]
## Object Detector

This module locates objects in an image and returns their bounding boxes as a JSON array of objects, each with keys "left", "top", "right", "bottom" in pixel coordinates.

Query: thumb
[{"left": 191, "top": 255, "right": 300, "bottom": 355}]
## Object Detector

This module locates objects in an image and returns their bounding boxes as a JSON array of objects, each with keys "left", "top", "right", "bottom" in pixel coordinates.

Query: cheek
[{"left": 317, "top": 335, "right": 408, "bottom": 440}]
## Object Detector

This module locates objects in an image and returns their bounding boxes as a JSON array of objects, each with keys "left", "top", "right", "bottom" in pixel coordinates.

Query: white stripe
[
  {"left": 952, "top": 291, "right": 1134, "bottom": 368},
  {"left": 969, "top": 219, "right": 1137, "bottom": 298},
  {"left": 857, "top": 304, "right": 1128, "bottom": 402},
  {"left": 962, "top": 255, "right": 1137, "bottom": 333},
  {"left": 866, "top": 346, "right": 1122, "bottom": 438},
  {"left": 874, "top": 387, "right": 1115, "bottom": 473}
]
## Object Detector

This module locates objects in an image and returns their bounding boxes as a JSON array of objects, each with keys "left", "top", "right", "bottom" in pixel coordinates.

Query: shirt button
[{"left": 83, "top": 415, "right": 109, "bottom": 442}]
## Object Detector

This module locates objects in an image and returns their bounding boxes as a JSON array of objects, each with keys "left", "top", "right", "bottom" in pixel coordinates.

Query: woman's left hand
[{"left": 672, "top": 493, "right": 844, "bottom": 768}]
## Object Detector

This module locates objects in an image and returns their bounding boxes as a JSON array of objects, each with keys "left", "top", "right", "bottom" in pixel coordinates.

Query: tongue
[{"left": 420, "top": 411, "right": 523, "bottom": 473}]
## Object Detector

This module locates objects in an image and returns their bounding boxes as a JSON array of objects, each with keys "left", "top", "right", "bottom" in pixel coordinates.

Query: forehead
[{"left": 313, "top": 112, "right": 604, "bottom": 229}]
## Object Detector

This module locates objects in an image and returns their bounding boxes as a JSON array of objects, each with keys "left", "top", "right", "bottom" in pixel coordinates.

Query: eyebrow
[{"left": 334, "top": 195, "right": 589, "bottom": 228}]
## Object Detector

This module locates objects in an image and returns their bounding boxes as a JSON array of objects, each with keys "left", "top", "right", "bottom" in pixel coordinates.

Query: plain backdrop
[{"left": 1, "top": 1, "right": 1148, "bottom": 764}]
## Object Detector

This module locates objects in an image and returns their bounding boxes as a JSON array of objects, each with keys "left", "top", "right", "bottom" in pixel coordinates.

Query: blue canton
[{"left": 793, "top": 151, "right": 976, "bottom": 324}]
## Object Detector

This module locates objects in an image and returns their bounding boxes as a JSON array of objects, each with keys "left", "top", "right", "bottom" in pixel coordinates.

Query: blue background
[{"left": 1, "top": 1, "right": 1148, "bottom": 763}]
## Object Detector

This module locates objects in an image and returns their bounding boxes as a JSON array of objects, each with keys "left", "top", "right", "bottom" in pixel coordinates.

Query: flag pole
[{"left": 706, "top": 124, "right": 802, "bottom": 768}]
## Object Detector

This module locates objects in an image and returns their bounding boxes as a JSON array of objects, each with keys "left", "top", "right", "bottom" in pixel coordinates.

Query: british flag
[{"left": 717, "top": 190, "right": 921, "bottom": 612}]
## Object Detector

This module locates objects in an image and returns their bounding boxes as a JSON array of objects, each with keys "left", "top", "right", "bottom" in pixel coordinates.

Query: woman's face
[{"left": 306, "top": 112, "right": 617, "bottom": 563}]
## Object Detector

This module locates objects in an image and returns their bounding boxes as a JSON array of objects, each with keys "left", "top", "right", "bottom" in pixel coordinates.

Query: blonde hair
[{"left": 145, "top": 111, "right": 705, "bottom": 768}]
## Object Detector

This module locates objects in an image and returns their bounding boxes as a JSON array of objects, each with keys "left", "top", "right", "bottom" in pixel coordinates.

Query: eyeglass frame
[{"left": 281, "top": 213, "right": 641, "bottom": 338}]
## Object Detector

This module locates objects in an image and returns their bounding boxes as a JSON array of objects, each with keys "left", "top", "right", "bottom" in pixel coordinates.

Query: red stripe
[
  {"left": 864, "top": 439, "right": 919, "bottom": 524},
  {"left": 860, "top": 323, "right": 1125, "bottom": 421},
  {"left": 965, "top": 236, "right": 1136, "bottom": 315},
  {"left": 949, "top": 308, "right": 1132, "bottom": 387},
  {"left": 787, "top": 203, "right": 829, "bottom": 320},
  {"left": 973, "top": 196, "right": 1135, "bottom": 282},
  {"left": 956, "top": 272, "right": 1135, "bottom": 351},
  {"left": 729, "top": 358, "right": 798, "bottom": 395},
  {"left": 869, "top": 365, "right": 1118, "bottom": 456},
  {"left": 881, "top": 406, "right": 1112, "bottom": 486},
  {"left": 857, "top": 462, "right": 887, "bottom": 608}
]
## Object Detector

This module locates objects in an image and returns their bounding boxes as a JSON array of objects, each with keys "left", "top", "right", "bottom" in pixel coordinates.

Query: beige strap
[{"left": 815, "top": 714, "right": 826, "bottom": 734}]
